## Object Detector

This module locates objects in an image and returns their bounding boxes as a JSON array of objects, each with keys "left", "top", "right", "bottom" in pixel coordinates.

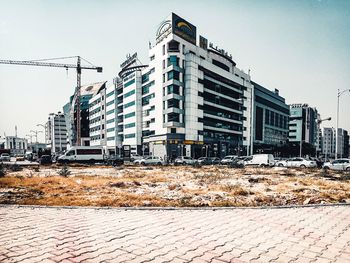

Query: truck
[
  {"left": 57, "top": 146, "right": 105, "bottom": 164},
  {"left": 243, "top": 154, "right": 275, "bottom": 167}
]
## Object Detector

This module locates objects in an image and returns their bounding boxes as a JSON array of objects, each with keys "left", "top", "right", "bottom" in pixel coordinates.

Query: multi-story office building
[
  {"left": 344, "top": 130, "right": 349, "bottom": 158},
  {"left": 322, "top": 127, "right": 334, "bottom": 158},
  {"left": 289, "top": 104, "right": 318, "bottom": 148},
  {"left": 45, "top": 112, "right": 67, "bottom": 153},
  {"left": 109, "top": 13, "right": 253, "bottom": 159},
  {"left": 322, "top": 128, "right": 349, "bottom": 158},
  {"left": 322, "top": 127, "right": 349, "bottom": 158},
  {"left": 4, "top": 136, "right": 28, "bottom": 155},
  {"left": 63, "top": 82, "right": 106, "bottom": 146},
  {"left": 252, "top": 82, "right": 289, "bottom": 152}
]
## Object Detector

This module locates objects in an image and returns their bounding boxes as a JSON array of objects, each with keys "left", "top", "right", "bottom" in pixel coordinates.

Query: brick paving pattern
[{"left": 0, "top": 205, "right": 349, "bottom": 262}]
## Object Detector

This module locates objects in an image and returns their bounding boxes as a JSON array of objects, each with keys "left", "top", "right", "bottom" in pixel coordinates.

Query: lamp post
[
  {"left": 30, "top": 130, "right": 43, "bottom": 144},
  {"left": 336, "top": 89, "right": 350, "bottom": 159},
  {"left": 36, "top": 124, "right": 46, "bottom": 144}
]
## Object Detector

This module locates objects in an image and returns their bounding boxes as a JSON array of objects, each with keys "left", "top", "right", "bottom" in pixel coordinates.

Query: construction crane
[{"left": 0, "top": 56, "right": 103, "bottom": 146}]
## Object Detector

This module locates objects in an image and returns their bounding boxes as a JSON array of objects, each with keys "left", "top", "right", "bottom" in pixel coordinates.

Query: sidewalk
[{"left": 0, "top": 205, "right": 349, "bottom": 262}]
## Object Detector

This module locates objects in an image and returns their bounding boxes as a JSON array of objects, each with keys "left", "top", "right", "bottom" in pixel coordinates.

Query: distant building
[
  {"left": 321, "top": 127, "right": 349, "bottom": 158},
  {"left": 252, "top": 82, "right": 289, "bottom": 152},
  {"left": 88, "top": 82, "right": 119, "bottom": 155},
  {"left": 322, "top": 127, "right": 335, "bottom": 158},
  {"left": 63, "top": 82, "right": 106, "bottom": 146},
  {"left": 343, "top": 130, "right": 349, "bottom": 158},
  {"left": 289, "top": 104, "right": 318, "bottom": 148},
  {"left": 4, "top": 136, "right": 28, "bottom": 155},
  {"left": 45, "top": 112, "right": 67, "bottom": 153}
]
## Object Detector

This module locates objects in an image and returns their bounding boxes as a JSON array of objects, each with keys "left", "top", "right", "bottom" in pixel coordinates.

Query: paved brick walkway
[{"left": 0, "top": 205, "right": 349, "bottom": 262}]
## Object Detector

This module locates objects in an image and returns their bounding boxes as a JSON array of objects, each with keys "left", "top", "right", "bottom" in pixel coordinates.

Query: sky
[{"left": 0, "top": 0, "right": 350, "bottom": 143}]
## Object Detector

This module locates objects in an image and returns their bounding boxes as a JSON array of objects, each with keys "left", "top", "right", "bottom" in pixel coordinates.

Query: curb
[{"left": 1, "top": 202, "right": 349, "bottom": 211}]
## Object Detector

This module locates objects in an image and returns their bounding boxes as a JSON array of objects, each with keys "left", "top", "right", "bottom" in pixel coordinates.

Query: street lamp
[
  {"left": 26, "top": 134, "right": 33, "bottom": 144},
  {"left": 30, "top": 130, "right": 43, "bottom": 144},
  {"left": 336, "top": 89, "right": 350, "bottom": 158},
  {"left": 37, "top": 124, "right": 46, "bottom": 144}
]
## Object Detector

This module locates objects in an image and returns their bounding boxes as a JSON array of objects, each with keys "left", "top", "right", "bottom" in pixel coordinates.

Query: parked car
[
  {"left": 174, "top": 156, "right": 197, "bottom": 165},
  {"left": 220, "top": 155, "right": 237, "bottom": 165},
  {"left": 39, "top": 155, "right": 52, "bottom": 165},
  {"left": 130, "top": 154, "right": 143, "bottom": 162},
  {"left": 275, "top": 157, "right": 317, "bottom": 168},
  {"left": 243, "top": 154, "right": 275, "bottom": 167},
  {"left": 105, "top": 155, "right": 124, "bottom": 167},
  {"left": 15, "top": 155, "right": 25, "bottom": 161},
  {"left": 229, "top": 156, "right": 246, "bottom": 168},
  {"left": 198, "top": 157, "right": 211, "bottom": 165},
  {"left": 322, "top": 158, "right": 350, "bottom": 171},
  {"left": 134, "top": 156, "right": 164, "bottom": 165},
  {"left": 0, "top": 153, "right": 11, "bottom": 162},
  {"left": 209, "top": 157, "right": 221, "bottom": 165}
]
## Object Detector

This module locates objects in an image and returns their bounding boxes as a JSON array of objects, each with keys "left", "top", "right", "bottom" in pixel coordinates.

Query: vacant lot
[{"left": 0, "top": 164, "right": 349, "bottom": 207}]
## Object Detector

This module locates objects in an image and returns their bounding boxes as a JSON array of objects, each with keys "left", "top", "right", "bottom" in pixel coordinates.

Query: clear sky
[{"left": 1, "top": 0, "right": 349, "bottom": 143}]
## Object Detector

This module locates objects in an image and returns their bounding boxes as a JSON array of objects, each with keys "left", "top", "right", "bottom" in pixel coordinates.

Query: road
[{"left": 0, "top": 205, "right": 349, "bottom": 262}]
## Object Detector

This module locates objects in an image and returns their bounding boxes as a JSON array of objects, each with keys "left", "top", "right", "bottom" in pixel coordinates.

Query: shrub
[
  {"left": 58, "top": 165, "right": 71, "bottom": 177},
  {"left": 0, "top": 163, "right": 6, "bottom": 177}
]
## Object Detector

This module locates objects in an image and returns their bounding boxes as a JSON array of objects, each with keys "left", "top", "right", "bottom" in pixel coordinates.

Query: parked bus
[{"left": 57, "top": 146, "right": 105, "bottom": 164}]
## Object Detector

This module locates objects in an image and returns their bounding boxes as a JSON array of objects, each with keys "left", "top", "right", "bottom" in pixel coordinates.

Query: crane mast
[{"left": 0, "top": 56, "right": 103, "bottom": 146}]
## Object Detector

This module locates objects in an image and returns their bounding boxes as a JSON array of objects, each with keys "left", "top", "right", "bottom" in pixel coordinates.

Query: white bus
[{"left": 57, "top": 146, "right": 105, "bottom": 164}]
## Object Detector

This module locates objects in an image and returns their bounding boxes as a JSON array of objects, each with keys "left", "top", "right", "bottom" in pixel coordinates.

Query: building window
[
  {"left": 142, "top": 81, "right": 155, "bottom": 95},
  {"left": 168, "top": 112, "right": 179, "bottom": 122},
  {"left": 125, "top": 112, "right": 135, "bottom": 119},
  {"left": 125, "top": 122, "right": 136, "bottom": 129},
  {"left": 163, "top": 59, "right": 165, "bottom": 69},
  {"left": 168, "top": 56, "right": 179, "bottom": 67},
  {"left": 142, "top": 93, "right": 155, "bottom": 106},
  {"left": 168, "top": 40, "right": 179, "bottom": 52},
  {"left": 171, "top": 128, "right": 176, "bottom": 134},
  {"left": 150, "top": 55, "right": 155, "bottom": 61},
  {"left": 106, "top": 90, "right": 115, "bottom": 97},
  {"left": 124, "top": 101, "right": 135, "bottom": 108},
  {"left": 124, "top": 79, "right": 135, "bottom": 88},
  {"left": 167, "top": 70, "right": 180, "bottom": 81},
  {"left": 106, "top": 109, "right": 115, "bottom": 115},
  {"left": 163, "top": 44, "right": 165, "bottom": 55},
  {"left": 124, "top": 89, "right": 135, "bottom": 98},
  {"left": 168, "top": 98, "right": 180, "bottom": 109},
  {"left": 167, "top": 85, "right": 180, "bottom": 95},
  {"left": 125, "top": 133, "right": 136, "bottom": 139}
]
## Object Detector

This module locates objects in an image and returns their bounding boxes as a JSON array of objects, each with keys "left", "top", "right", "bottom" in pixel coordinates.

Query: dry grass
[{"left": 0, "top": 165, "right": 349, "bottom": 207}]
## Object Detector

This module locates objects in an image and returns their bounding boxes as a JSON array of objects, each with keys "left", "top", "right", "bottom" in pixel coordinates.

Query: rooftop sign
[
  {"left": 120, "top": 52, "right": 137, "bottom": 69},
  {"left": 172, "top": 13, "right": 196, "bottom": 45}
]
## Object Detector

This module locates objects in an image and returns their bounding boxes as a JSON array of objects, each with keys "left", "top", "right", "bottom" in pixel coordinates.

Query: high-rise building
[
  {"left": 289, "top": 104, "right": 318, "bottom": 148},
  {"left": 322, "top": 127, "right": 349, "bottom": 158},
  {"left": 45, "top": 112, "right": 67, "bottom": 153},
  {"left": 114, "top": 13, "right": 253, "bottom": 159},
  {"left": 64, "top": 82, "right": 106, "bottom": 146},
  {"left": 252, "top": 82, "right": 289, "bottom": 152}
]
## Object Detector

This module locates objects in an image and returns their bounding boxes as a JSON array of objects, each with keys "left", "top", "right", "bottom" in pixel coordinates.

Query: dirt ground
[{"left": 0, "top": 164, "right": 349, "bottom": 207}]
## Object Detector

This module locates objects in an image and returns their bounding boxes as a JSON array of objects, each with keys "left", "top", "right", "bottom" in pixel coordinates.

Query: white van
[
  {"left": 58, "top": 146, "right": 105, "bottom": 164},
  {"left": 243, "top": 154, "right": 274, "bottom": 167}
]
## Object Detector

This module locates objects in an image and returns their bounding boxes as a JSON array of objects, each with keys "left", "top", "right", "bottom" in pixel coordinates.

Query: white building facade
[
  {"left": 45, "top": 112, "right": 68, "bottom": 153},
  {"left": 4, "top": 136, "right": 28, "bottom": 155},
  {"left": 89, "top": 13, "right": 253, "bottom": 159}
]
